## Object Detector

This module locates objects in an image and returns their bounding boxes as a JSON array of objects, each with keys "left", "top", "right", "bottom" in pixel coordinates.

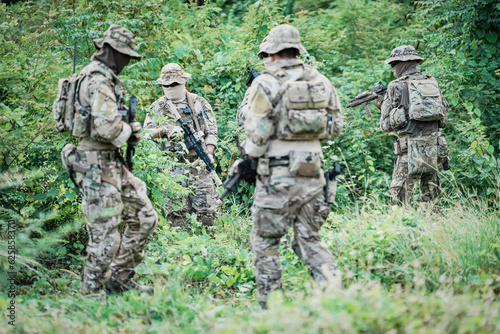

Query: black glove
[{"left": 238, "top": 158, "right": 257, "bottom": 184}]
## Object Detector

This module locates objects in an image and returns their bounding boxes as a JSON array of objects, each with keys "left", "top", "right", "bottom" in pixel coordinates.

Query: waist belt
[{"left": 269, "top": 156, "right": 289, "bottom": 168}]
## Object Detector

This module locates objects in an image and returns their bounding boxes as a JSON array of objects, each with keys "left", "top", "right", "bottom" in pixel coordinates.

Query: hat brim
[
  {"left": 258, "top": 41, "right": 307, "bottom": 57},
  {"left": 385, "top": 55, "right": 424, "bottom": 64},
  {"left": 94, "top": 38, "right": 142, "bottom": 60},
  {"left": 157, "top": 72, "right": 191, "bottom": 86}
]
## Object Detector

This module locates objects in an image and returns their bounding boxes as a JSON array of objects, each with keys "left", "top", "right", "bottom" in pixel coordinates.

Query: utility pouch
[
  {"left": 389, "top": 106, "right": 408, "bottom": 130},
  {"left": 407, "top": 136, "right": 438, "bottom": 176},
  {"left": 257, "top": 158, "right": 270, "bottom": 176},
  {"left": 61, "top": 144, "right": 78, "bottom": 173},
  {"left": 289, "top": 151, "right": 322, "bottom": 178},
  {"left": 326, "top": 179, "right": 338, "bottom": 205},
  {"left": 436, "top": 132, "right": 449, "bottom": 164},
  {"left": 72, "top": 101, "right": 90, "bottom": 137},
  {"left": 82, "top": 163, "right": 101, "bottom": 204},
  {"left": 393, "top": 141, "right": 401, "bottom": 156}
]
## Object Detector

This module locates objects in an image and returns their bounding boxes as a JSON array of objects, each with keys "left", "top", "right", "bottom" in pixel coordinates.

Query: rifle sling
[{"left": 186, "top": 92, "right": 202, "bottom": 133}]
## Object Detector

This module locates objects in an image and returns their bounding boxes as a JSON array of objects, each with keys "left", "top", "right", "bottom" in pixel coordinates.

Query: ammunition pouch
[
  {"left": 325, "top": 179, "right": 337, "bottom": 205},
  {"left": 393, "top": 136, "right": 408, "bottom": 156},
  {"left": 436, "top": 131, "right": 449, "bottom": 165},
  {"left": 61, "top": 145, "right": 119, "bottom": 188}
]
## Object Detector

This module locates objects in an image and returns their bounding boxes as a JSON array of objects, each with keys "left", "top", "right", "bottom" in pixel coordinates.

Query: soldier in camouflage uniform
[
  {"left": 242, "top": 24, "right": 343, "bottom": 308},
  {"left": 61, "top": 25, "right": 158, "bottom": 299},
  {"left": 375, "top": 45, "right": 449, "bottom": 205},
  {"left": 144, "top": 63, "right": 221, "bottom": 227}
]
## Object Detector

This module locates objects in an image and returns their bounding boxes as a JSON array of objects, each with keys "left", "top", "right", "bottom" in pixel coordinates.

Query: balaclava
[
  {"left": 92, "top": 44, "right": 131, "bottom": 75},
  {"left": 163, "top": 84, "right": 187, "bottom": 103},
  {"left": 392, "top": 60, "right": 418, "bottom": 79}
]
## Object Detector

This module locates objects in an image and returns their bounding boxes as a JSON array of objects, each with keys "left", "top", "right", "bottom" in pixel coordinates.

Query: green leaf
[
  {"left": 259, "top": 25, "right": 268, "bottom": 35},
  {"left": 474, "top": 108, "right": 481, "bottom": 117},
  {"left": 451, "top": 96, "right": 459, "bottom": 106},
  {"left": 47, "top": 188, "right": 59, "bottom": 197},
  {"left": 4, "top": 122, "right": 12, "bottom": 131},
  {"left": 220, "top": 33, "right": 231, "bottom": 45},
  {"left": 485, "top": 32, "right": 497, "bottom": 43},
  {"left": 464, "top": 102, "right": 474, "bottom": 112}
]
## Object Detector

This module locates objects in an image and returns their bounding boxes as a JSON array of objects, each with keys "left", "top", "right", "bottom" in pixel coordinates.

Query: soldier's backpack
[
  {"left": 404, "top": 74, "right": 446, "bottom": 121},
  {"left": 268, "top": 65, "right": 338, "bottom": 141},
  {"left": 52, "top": 74, "right": 86, "bottom": 134}
]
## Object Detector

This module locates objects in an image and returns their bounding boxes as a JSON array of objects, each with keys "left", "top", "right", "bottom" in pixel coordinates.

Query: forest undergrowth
[{"left": 1, "top": 0, "right": 499, "bottom": 332}]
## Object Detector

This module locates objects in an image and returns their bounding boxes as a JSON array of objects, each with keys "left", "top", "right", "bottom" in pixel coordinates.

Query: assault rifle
[
  {"left": 125, "top": 95, "right": 138, "bottom": 170},
  {"left": 346, "top": 82, "right": 387, "bottom": 117},
  {"left": 163, "top": 99, "right": 223, "bottom": 187},
  {"left": 324, "top": 163, "right": 341, "bottom": 204},
  {"left": 245, "top": 69, "right": 260, "bottom": 87},
  {"left": 220, "top": 136, "right": 256, "bottom": 200}
]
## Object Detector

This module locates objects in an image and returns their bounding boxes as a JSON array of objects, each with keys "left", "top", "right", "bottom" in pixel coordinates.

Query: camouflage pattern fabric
[
  {"left": 251, "top": 169, "right": 342, "bottom": 305},
  {"left": 157, "top": 63, "right": 192, "bottom": 86},
  {"left": 390, "top": 152, "right": 441, "bottom": 204},
  {"left": 77, "top": 152, "right": 157, "bottom": 295},
  {"left": 379, "top": 63, "right": 448, "bottom": 205},
  {"left": 385, "top": 45, "right": 424, "bottom": 65},
  {"left": 72, "top": 56, "right": 157, "bottom": 296},
  {"left": 145, "top": 91, "right": 220, "bottom": 226},
  {"left": 163, "top": 163, "right": 220, "bottom": 227},
  {"left": 93, "top": 24, "right": 141, "bottom": 60},
  {"left": 243, "top": 44, "right": 343, "bottom": 306}
]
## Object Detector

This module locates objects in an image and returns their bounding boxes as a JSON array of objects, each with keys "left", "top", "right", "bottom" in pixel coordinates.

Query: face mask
[
  {"left": 263, "top": 57, "right": 272, "bottom": 68},
  {"left": 163, "top": 84, "right": 186, "bottom": 102}
]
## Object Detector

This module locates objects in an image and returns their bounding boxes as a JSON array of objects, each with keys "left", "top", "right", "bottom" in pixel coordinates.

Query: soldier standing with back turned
[
  {"left": 60, "top": 25, "right": 158, "bottom": 300},
  {"left": 242, "top": 24, "right": 344, "bottom": 308},
  {"left": 375, "top": 45, "right": 449, "bottom": 206}
]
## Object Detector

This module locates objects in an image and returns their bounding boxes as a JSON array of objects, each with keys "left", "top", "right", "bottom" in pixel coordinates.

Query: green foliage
[{"left": 0, "top": 0, "right": 499, "bottom": 331}]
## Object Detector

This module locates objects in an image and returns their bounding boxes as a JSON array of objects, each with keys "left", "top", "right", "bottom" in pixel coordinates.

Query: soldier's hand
[
  {"left": 168, "top": 126, "right": 183, "bottom": 142},
  {"left": 175, "top": 142, "right": 189, "bottom": 156},
  {"left": 207, "top": 151, "right": 215, "bottom": 165},
  {"left": 228, "top": 159, "right": 242, "bottom": 178},
  {"left": 128, "top": 131, "right": 141, "bottom": 145}
]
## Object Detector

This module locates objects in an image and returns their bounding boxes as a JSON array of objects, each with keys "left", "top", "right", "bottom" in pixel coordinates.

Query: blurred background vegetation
[{"left": 0, "top": 0, "right": 499, "bottom": 332}]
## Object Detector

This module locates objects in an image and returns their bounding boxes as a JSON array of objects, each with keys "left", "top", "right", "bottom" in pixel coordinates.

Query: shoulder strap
[{"left": 186, "top": 92, "right": 201, "bottom": 132}]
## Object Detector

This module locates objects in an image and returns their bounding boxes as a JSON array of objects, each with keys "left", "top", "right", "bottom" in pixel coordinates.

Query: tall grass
[{"left": 2, "top": 197, "right": 499, "bottom": 333}]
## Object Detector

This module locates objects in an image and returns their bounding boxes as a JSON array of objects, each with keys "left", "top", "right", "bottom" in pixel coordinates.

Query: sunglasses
[{"left": 163, "top": 82, "right": 180, "bottom": 88}]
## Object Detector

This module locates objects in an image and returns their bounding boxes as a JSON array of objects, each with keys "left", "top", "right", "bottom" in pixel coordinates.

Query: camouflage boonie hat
[
  {"left": 94, "top": 24, "right": 142, "bottom": 60},
  {"left": 385, "top": 45, "right": 424, "bottom": 64},
  {"left": 258, "top": 24, "right": 307, "bottom": 58},
  {"left": 157, "top": 63, "right": 191, "bottom": 86}
]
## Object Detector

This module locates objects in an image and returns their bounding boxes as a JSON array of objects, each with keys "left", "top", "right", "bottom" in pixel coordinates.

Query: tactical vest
[
  {"left": 267, "top": 65, "right": 334, "bottom": 141},
  {"left": 402, "top": 74, "right": 446, "bottom": 122}
]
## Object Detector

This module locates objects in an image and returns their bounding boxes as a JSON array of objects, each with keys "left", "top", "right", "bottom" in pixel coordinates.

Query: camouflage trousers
[
  {"left": 165, "top": 161, "right": 221, "bottom": 227},
  {"left": 390, "top": 153, "right": 441, "bottom": 204},
  {"left": 251, "top": 167, "right": 342, "bottom": 306},
  {"left": 77, "top": 150, "right": 158, "bottom": 295}
]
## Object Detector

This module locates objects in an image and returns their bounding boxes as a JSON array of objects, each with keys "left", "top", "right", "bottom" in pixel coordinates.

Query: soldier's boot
[
  {"left": 79, "top": 270, "right": 107, "bottom": 303},
  {"left": 105, "top": 271, "right": 153, "bottom": 295},
  {"left": 198, "top": 213, "right": 215, "bottom": 227}
]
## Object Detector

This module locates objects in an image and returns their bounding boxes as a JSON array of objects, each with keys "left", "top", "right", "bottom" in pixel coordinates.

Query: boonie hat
[
  {"left": 385, "top": 45, "right": 424, "bottom": 64},
  {"left": 94, "top": 24, "right": 142, "bottom": 60},
  {"left": 258, "top": 24, "right": 307, "bottom": 59},
  {"left": 157, "top": 63, "right": 191, "bottom": 86}
]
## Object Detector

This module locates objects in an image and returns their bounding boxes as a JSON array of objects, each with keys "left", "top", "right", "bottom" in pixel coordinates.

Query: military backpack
[{"left": 267, "top": 65, "right": 338, "bottom": 141}]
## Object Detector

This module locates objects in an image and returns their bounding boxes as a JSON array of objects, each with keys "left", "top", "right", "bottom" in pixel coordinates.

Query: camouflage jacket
[
  {"left": 243, "top": 58, "right": 343, "bottom": 158},
  {"left": 380, "top": 70, "right": 448, "bottom": 137},
  {"left": 77, "top": 61, "right": 131, "bottom": 151},
  {"left": 145, "top": 92, "right": 218, "bottom": 154}
]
